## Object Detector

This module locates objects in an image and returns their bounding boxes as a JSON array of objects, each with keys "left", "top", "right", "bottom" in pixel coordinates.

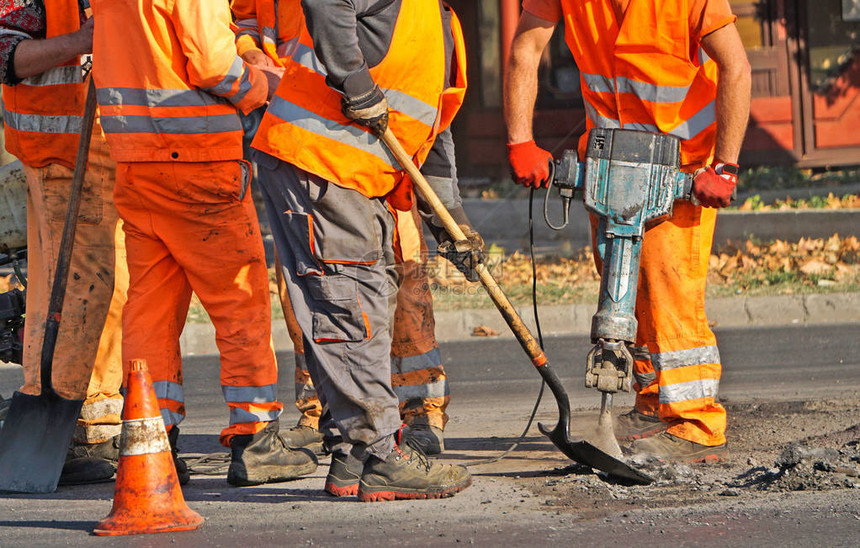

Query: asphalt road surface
[{"left": 0, "top": 324, "right": 858, "bottom": 546}]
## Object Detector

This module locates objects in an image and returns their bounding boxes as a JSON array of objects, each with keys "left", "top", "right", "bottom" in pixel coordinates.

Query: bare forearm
[
  {"left": 504, "top": 45, "right": 541, "bottom": 144},
  {"left": 702, "top": 24, "right": 751, "bottom": 164},
  {"left": 713, "top": 63, "right": 751, "bottom": 164},
  {"left": 503, "top": 15, "right": 555, "bottom": 144},
  {"left": 13, "top": 33, "right": 86, "bottom": 79}
]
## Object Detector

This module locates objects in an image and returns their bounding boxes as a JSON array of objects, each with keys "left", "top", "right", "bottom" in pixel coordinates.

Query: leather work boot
[
  {"left": 227, "top": 421, "right": 318, "bottom": 486},
  {"left": 402, "top": 424, "right": 445, "bottom": 455},
  {"left": 59, "top": 435, "right": 121, "bottom": 486},
  {"left": 59, "top": 456, "right": 116, "bottom": 485},
  {"left": 282, "top": 424, "right": 326, "bottom": 456},
  {"left": 324, "top": 452, "right": 363, "bottom": 497},
  {"left": 357, "top": 444, "right": 471, "bottom": 502},
  {"left": 615, "top": 409, "right": 667, "bottom": 441},
  {"left": 631, "top": 432, "right": 727, "bottom": 463},
  {"left": 168, "top": 426, "right": 191, "bottom": 486}
]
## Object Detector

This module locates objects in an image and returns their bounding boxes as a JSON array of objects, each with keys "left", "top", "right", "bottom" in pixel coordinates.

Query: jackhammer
[{"left": 547, "top": 127, "right": 697, "bottom": 459}]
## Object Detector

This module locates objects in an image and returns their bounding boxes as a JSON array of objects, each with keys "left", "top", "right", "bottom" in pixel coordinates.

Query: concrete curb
[
  {"left": 178, "top": 292, "right": 860, "bottom": 356},
  {"left": 455, "top": 198, "right": 860, "bottom": 254}
]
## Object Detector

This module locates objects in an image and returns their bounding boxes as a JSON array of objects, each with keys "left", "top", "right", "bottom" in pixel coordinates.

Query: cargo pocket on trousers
[{"left": 306, "top": 275, "right": 369, "bottom": 343}]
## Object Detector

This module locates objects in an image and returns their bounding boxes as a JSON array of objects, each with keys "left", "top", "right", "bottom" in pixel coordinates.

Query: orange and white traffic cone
[{"left": 93, "top": 359, "right": 203, "bottom": 536}]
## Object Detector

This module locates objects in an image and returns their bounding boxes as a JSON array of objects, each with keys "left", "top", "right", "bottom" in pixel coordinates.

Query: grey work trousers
[{"left": 256, "top": 152, "right": 401, "bottom": 461}]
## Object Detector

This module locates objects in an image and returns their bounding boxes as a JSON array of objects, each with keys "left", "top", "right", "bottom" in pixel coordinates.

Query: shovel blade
[
  {"left": 540, "top": 421, "right": 654, "bottom": 485},
  {"left": 0, "top": 391, "right": 83, "bottom": 493}
]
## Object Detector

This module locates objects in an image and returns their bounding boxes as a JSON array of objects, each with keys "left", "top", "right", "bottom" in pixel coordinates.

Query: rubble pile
[{"left": 730, "top": 437, "right": 860, "bottom": 492}]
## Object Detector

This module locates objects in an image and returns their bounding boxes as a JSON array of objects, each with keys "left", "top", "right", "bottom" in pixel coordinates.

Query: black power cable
[{"left": 466, "top": 188, "right": 547, "bottom": 467}]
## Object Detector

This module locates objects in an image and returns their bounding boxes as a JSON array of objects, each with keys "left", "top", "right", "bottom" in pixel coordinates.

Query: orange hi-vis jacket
[
  {"left": 231, "top": 0, "right": 304, "bottom": 67},
  {"left": 559, "top": 0, "right": 720, "bottom": 169},
  {"left": 2, "top": 0, "right": 86, "bottom": 168},
  {"left": 90, "top": 0, "right": 267, "bottom": 163},
  {"left": 252, "top": 1, "right": 467, "bottom": 207}
]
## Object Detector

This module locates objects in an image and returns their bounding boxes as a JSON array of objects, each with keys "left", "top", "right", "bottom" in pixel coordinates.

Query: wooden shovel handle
[
  {"left": 380, "top": 128, "right": 547, "bottom": 367},
  {"left": 40, "top": 78, "right": 98, "bottom": 393}
]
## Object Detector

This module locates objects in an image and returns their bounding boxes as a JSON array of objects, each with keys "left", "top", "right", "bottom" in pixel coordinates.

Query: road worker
[
  {"left": 250, "top": 0, "right": 476, "bottom": 501},
  {"left": 504, "top": 0, "right": 751, "bottom": 461},
  {"left": 88, "top": 0, "right": 316, "bottom": 486},
  {"left": 0, "top": 0, "right": 127, "bottom": 484},
  {"left": 231, "top": 0, "right": 459, "bottom": 458}
]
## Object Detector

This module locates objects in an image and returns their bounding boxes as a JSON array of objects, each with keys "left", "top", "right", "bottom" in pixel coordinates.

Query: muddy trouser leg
[
  {"left": 115, "top": 160, "right": 282, "bottom": 447},
  {"left": 391, "top": 206, "right": 449, "bottom": 430},
  {"left": 257, "top": 155, "right": 401, "bottom": 462},
  {"left": 20, "top": 132, "right": 126, "bottom": 445}
]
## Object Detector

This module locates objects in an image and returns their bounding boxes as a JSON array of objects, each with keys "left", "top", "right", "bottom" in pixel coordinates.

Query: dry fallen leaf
[{"left": 471, "top": 325, "right": 499, "bottom": 337}]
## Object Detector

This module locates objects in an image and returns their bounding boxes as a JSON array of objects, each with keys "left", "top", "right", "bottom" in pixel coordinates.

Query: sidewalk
[{"left": 179, "top": 291, "right": 860, "bottom": 355}]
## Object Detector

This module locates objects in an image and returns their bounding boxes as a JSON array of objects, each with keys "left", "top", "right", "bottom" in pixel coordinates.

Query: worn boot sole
[
  {"left": 227, "top": 460, "right": 317, "bottom": 487},
  {"left": 357, "top": 476, "right": 472, "bottom": 502},
  {"left": 324, "top": 479, "right": 359, "bottom": 497}
]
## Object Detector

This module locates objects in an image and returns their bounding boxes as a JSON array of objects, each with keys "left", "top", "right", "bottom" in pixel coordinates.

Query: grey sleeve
[
  {"left": 300, "top": 0, "right": 395, "bottom": 99},
  {"left": 418, "top": 126, "right": 466, "bottom": 234}
]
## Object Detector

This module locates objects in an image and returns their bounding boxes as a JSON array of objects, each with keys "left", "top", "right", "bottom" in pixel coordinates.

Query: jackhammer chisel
[
  {"left": 548, "top": 128, "right": 697, "bottom": 462},
  {"left": 380, "top": 128, "right": 653, "bottom": 485}
]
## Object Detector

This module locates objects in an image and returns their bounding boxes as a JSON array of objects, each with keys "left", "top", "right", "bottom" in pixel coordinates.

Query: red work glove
[
  {"left": 692, "top": 162, "right": 739, "bottom": 208},
  {"left": 507, "top": 140, "right": 553, "bottom": 188}
]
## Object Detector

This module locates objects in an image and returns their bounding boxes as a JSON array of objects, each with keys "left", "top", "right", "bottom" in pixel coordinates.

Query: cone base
[{"left": 93, "top": 509, "right": 203, "bottom": 536}]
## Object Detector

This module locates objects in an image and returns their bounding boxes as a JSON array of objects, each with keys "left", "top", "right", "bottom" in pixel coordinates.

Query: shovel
[
  {"left": 379, "top": 128, "right": 652, "bottom": 485},
  {"left": 0, "top": 78, "right": 99, "bottom": 493}
]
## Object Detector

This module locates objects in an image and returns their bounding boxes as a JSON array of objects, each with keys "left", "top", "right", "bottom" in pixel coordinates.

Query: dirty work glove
[
  {"left": 507, "top": 140, "right": 553, "bottom": 188},
  {"left": 692, "top": 162, "right": 739, "bottom": 208},
  {"left": 437, "top": 225, "right": 485, "bottom": 282},
  {"left": 342, "top": 84, "right": 389, "bottom": 136}
]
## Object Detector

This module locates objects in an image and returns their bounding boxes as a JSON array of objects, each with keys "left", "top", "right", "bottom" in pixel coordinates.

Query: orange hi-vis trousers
[
  {"left": 20, "top": 129, "right": 126, "bottom": 445},
  {"left": 113, "top": 160, "right": 282, "bottom": 446},
  {"left": 276, "top": 205, "right": 450, "bottom": 431},
  {"left": 591, "top": 200, "right": 727, "bottom": 447}
]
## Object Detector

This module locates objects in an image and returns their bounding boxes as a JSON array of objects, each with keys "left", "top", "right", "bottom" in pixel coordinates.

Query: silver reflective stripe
[
  {"left": 277, "top": 36, "right": 301, "bottom": 58},
  {"left": 633, "top": 371, "right": 657, "bottom": 387},
  {"left": 293, "top": 42, "right": 328, "bottom": 76},
  {"left": 659, "top": 378, "right": 720, "bottom": 404},
  {"left": 582, "top": 72, "right": 692, "bottom": 103},
  {"left": 237, "top": 18, "right": 259, "bottom": 30},
  {"left": 222, "top": 384, "right": 278, "bottom": 403},
  {"left": 3, "top": 110, "right": 81, "bottom": 134},
  {"left": 236, "top": 28, "right": 260, "bottom": 39},
  {"left": 203, "top": 56, "right": 247, "bottom": 97},
  {"left": 267, "top": 95, "right": 398, "bottom": 167},
  {"left": 616, "top": 76, "right": 691, "bottom": 104},
  {"left": 153, "top": 380, "right": 185, "bottom": 403},
  {"left": 119, "top": 417, "right": 171, "bottom": 456},
  {"left": 261, "top": 25, "right": 277, "bottom": 44},
  {"left": 581, "top": 72, "right": 614, "bottom": 94},
  {"left": 697, "top": 47, "right": 711, "bottom": 66},
  {"left": 385, "top": 89, "right": 437, "bottom": 126},
  {"left": 97, "top": 87, "right": 222, "bottom": 107},
  {"left": 290, "top": 42, "right": 437, "bottom": 127},
  {"left": 160, "top": 408, "right": 185, "bottom": 427},
  {"left": 393, "top": 378, "right": 449, "bottom": 402},
  {"left": 652, "top": 345, "right": 721, "bottom": 371},
  {"left": 391, "top": 348, "right": 442, "bottom": 374},
  {"left": 100, "top": 113, "right": 242, "bottom": 134},
  {"left": 666, "top": 100, "right": 716, "bottom": 140},
  {"left": 631, "top": 345, "right": 651, "bottom": 361},
  {"left": 230, "top": 407, "right": 281, "bottom": 424},
  {"left": 584, "top": 102, "right": 620, "bottom": 129},
  {"left": 21, "top": 65, "right": 81, "bottom": 87}
]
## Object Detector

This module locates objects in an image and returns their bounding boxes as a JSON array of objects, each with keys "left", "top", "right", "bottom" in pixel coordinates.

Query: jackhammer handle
[{"left": 380, "top": 128, "right": 548, "bottom": 367}]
